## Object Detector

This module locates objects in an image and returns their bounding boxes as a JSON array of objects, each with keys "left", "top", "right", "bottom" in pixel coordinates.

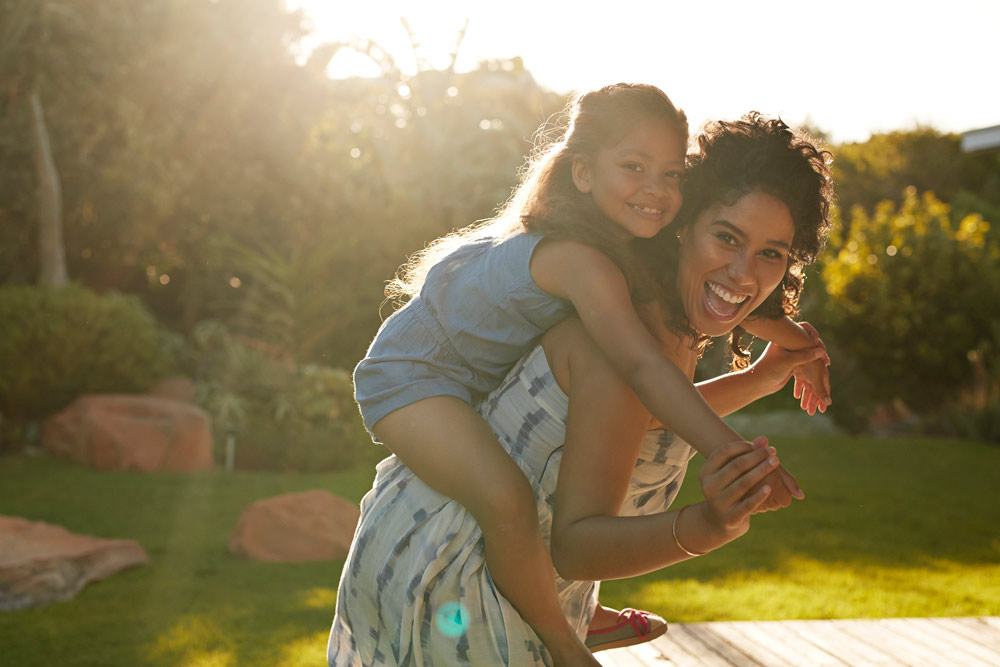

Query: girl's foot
[{"left": 584, "top": 605, "right": 668, "bottom": 652}]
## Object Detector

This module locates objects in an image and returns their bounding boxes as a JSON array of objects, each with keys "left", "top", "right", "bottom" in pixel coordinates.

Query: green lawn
[{"left": 1, "top": 435, "right": 998, "bottom": 666}]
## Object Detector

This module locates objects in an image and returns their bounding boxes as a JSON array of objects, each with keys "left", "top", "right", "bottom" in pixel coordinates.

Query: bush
[
  {"left": 192, "top": 321, "right": 374, "bottom": 471},
  {"left": 819, "top": 188, "right": 999, "bottom": 425},
  {"left": 0, "top": 283, "right": 177, "bottom": 428}
]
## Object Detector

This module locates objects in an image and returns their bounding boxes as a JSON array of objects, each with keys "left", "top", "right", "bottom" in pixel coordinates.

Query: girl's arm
[
  {"left": 546, "top": 320, "right": 777, "bottom": 580},
  {"left": 531, "top": 240, "right": 742, "bottom": 455},
  {"left": 742, "top": 316, "right": 832, "bottom": 414}
]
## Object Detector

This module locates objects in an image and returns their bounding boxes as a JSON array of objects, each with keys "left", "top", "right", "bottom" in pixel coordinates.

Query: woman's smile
[{"left": 704, "top": 280, "right": 750, "bottom": 319}]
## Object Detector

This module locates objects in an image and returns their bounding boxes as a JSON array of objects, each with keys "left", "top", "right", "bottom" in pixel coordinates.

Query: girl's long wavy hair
[
  {"left": 386, "top": 83, "right": 689, "bottom": 323},
  {"left": 637, "top": 112, "right": 835, "bottom": 367}
]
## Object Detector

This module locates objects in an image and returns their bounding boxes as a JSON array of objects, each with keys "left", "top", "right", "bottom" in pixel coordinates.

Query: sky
[{"left": 285, "top": 0, "right": 998, "bottom": 144}]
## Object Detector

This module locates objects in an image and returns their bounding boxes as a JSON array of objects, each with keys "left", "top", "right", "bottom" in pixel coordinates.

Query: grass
[{"left": 1, "top": 435, "right": 999, "bottom": 665}]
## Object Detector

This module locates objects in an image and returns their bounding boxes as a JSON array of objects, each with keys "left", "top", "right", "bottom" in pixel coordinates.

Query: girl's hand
[
  {"left": 695, "top": 439, "right": 784, "bottom": 545},
  {"left": 751, "top": 341, "right": 827, "bottom": 398},
  {"left": 792, "top": 322, "right": 832, "bottom": 415}
]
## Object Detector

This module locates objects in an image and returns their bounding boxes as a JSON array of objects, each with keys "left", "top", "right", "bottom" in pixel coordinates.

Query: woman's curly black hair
[{"left": 642, "top": 112, "right": 835, "bottom": 366}]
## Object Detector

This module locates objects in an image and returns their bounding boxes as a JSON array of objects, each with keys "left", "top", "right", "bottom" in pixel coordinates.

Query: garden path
[{"left": 595, "top": 616, "right": 1000, "bottom": 666}]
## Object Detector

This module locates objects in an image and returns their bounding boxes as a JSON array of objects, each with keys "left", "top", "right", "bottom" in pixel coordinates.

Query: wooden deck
[{"left": 595, "top": 617, "right": 1000, "bottom": 666}]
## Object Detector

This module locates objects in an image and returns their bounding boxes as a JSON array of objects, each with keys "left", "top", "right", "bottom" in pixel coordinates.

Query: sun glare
[{"left": 286, "top": 1, "right": 474, "bottom": 79}]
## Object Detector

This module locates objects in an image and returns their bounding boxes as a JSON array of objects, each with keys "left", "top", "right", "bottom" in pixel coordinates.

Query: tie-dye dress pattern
[{"left": 328, "top": 345, "right": 695, "bottom": 666}]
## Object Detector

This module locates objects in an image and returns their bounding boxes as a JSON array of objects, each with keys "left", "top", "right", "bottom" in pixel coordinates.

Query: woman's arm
[{"left": 546, "top": 320, "right": 780, "bottom": 581}]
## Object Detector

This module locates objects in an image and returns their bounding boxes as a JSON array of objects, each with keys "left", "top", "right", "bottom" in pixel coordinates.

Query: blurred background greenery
[{"left": 1, "top": 0, "right": 998, "bottom": 471}]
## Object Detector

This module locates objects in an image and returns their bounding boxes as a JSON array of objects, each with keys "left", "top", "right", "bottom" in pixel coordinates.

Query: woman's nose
[{"left": 726, "top": 252, "right": 755, "bottom": 284}]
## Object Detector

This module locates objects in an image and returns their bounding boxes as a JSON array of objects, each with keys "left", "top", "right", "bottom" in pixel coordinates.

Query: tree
[{"left": 1, "top": 0, "right": 68, "bottom": 286}]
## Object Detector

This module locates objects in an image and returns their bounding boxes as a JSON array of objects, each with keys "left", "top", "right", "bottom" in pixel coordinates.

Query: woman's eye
[
  {"left": 665, "top": 170, "right": 683, "bottom": 180},
  {"left": 715, "top": 232, "right": 737, "bottom": 245},
  {"left": 761, "top": 248, "right": 786, "bottom": 260},
  {"left": 623, "top": 162, "right": 643, "bottom": 172}
]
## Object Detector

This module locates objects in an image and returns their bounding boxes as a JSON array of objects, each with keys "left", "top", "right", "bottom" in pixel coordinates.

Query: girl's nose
[{"left": 645, "top": 173, "right": 668, "bottom": 196}]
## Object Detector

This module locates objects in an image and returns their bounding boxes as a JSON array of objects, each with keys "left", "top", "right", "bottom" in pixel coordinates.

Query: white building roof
[{"left": 961, "top": 124, "right": 1000, "bottom": 153}]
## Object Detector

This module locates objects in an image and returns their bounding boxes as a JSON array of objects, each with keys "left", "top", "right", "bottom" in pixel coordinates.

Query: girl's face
[
  {"left": 571, "top": 118, "right": 686, "bottom": 240},
  {"left": 677, "top": 190, "right": 794, "bottom": 338}
]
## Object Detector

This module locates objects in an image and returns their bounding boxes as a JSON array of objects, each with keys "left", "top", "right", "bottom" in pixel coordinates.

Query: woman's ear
[{"left": 571, "top": 156, "right": 592, "bottom": 194}]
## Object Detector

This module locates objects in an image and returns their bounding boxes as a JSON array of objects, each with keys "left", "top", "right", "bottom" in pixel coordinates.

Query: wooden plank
[
  {"left": 598, "top": 617, "right": 1000, "bottom": 667},
  {"left": 596, "top": 647, "right": 645, "bottom": 667},
  {"left": 625, "top": 640, "right": 678, "bottom": 664},
  {"left": 699, "top": 621, "right": 799, "bottom": 666},
  {"left": 882, "top": 618, "right": 998, "bottom": 666},
  {"left": 740, "top": 620, "right": 848, "bottom": 666},
  {"left": 780, "top": 619, "right": 900, "bottom": 666},
  {"left": 833, "top": 618, "right": 943, "bottom": 667},
  {"left": 934, "top": 617, "right": 1000, "bottom": 652},
  {"left": 676, "top": 623, "right": 766, "bottom": 666},
  {"left": 651, "top": 626, "right": 735, "bottom": 667},
  {"left": 978, "top": 616, "right": 1000, "bottom": 634}
]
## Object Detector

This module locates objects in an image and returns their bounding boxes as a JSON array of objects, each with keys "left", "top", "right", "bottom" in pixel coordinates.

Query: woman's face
[{"left": 677, "top": 190, "right": 794, "bottom": 337}]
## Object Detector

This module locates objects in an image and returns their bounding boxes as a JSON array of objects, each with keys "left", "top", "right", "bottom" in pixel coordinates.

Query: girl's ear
[{"left": 571, "top": 156, "right": 592, "bottom": 194}]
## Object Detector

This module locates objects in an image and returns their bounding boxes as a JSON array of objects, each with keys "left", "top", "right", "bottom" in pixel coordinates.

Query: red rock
[
  {"left": 228, "top": 490, "right": 359, "bottom": 563},
  {"left": 0, "top": 515, "right": 148, "bottom": 611},
  {"left": 41, "top": 394, "right": 213, "bottom": 472}
]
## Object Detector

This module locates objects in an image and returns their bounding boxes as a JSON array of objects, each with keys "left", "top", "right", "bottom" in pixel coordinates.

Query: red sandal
[{"left": 584, "top": 607, "right": 668, "bottom": 652}]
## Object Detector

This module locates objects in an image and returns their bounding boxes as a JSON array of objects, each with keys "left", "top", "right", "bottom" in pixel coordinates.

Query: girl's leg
[{"left": 373, "top": 396, "right": 598, "bottom": 665}]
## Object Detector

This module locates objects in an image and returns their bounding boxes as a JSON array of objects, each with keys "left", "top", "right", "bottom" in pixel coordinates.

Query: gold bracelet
[{"left": 672, "top": 506, "right": 706, "bottom": 557}]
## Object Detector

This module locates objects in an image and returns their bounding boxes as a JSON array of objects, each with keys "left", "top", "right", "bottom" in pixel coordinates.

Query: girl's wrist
[{"left": 677, "top": 502, "right": 724, "bottom": 556}]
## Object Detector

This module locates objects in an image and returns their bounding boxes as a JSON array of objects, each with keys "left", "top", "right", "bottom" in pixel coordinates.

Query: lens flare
[{"left": 435, "top": 601, "right": 468, "bottom": 638}]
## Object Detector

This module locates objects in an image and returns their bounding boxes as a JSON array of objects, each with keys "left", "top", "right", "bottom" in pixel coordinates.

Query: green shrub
[
  {"left": 819, "top": 188, "right": 999, "bottom": 425},
  {"left": 192, "top": 321, "right": 373, "bottom": 471},
  {"left": 0, "top": 283, "right": 177, "bottom": 425}
]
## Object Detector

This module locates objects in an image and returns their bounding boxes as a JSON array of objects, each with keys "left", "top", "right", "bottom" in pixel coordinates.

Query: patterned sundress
[{"left": 329, "top": 345, "right": 695, "bottom": 666}]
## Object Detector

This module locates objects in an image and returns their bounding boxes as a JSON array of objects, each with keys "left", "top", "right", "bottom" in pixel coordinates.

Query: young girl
[{"left": 353, "top": 83, "right": 827, "bottom": 664}]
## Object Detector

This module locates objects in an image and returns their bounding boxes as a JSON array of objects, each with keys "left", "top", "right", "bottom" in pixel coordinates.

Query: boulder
[
  {"left": 41, "top": 394, "right": 213, "bottom": 472},
  {"left": 0, "top": 515, "right": 148, "bottom": 611},
  {"left": 228, "top": 490, "right": 359, "bottom": 563}
]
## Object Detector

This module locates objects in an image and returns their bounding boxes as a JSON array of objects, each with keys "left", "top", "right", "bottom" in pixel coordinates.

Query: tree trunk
[{"left": 30, "top": 88, "right": 68, "bottom": 287}]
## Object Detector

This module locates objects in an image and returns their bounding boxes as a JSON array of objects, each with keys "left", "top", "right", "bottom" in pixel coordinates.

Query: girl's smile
[{"left": 678, "top": 190, "right": 794, "bottom": 337}]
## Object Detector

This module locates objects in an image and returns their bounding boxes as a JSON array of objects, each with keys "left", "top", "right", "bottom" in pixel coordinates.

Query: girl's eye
[
  {"left": 665, "top": 170, "right": 683, "bottom": 180},
  {"left": 623, "top": 162, "right": 643, "bottom": 172}
]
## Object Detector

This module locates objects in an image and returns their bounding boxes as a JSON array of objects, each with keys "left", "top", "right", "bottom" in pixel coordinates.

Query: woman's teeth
[{"left": 707, "top": 281, "right": 748, "bottom": 305}]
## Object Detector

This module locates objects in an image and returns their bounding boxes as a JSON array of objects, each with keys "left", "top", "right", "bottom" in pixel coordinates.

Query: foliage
[
  {"left": 818, "top": 188, "right": 999, "bottom": 425},
  {"left": 919, "top": 329, "right": 1000, "bottom": 443},
  {"left": 832, "top": 128, "right": 1000, "bottom": 226},
  {"left": 0, "top": 283, "right": 177, "bottom": 430},
  {"left": 0, "top": 0, "right": 565, "bottom": 370},
  {"left": 192, "top": 321, "right": 374, "bottom": 472}
]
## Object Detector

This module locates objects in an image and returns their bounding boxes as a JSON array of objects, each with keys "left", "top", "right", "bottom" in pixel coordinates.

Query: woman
[{"left": 328, "top": 113, "right": 834, "bottom": 666}]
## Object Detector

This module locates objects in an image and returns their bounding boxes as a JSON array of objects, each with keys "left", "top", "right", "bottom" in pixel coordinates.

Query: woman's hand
[{"left": 684, "top": 439, "right": 784, "bottom": 551}]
